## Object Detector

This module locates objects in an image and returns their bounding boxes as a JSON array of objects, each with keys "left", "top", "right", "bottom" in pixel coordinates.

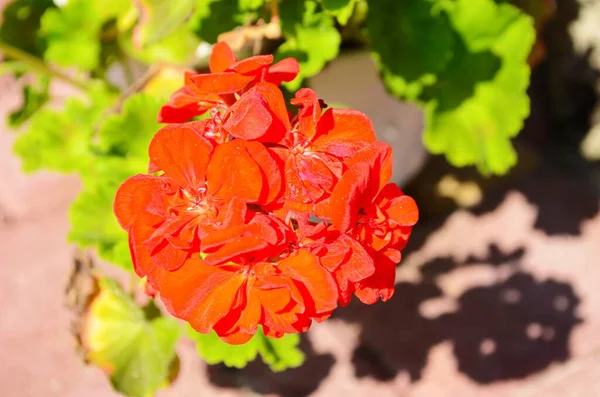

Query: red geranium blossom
[
  {"left": 114, "top": 42, "right": 419, "bottom": 344},
  {"left": 158, "top": 42, "right": 300, "bottom": 123},
  {"left": 222, "top": 82, "right": 377, "bottom": 212},
  {"left": 114, "top": 123, "right": 281, "bottom": 277},
  {"left": 329, "top": 142, "right": 419, "bottom": 303},
  {"left": 154, "top": 224, "right": 338, "bottom": 344}
]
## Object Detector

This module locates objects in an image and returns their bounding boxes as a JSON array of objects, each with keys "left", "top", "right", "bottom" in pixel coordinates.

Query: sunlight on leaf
[
  {"left": 132, "top": 0, "right": 196, "bottom": 47},
  {"left": 371, "top": 0, "right": 535, "bottom": 175},
  {"left": 82, "top": 278, "right": 181, "bottom": 397},
  {"left": 278, "top": 0, "right": 341, "bottom": 90},
  {"left": 188, "top": 326, "right": 305, "bottom": 372}
]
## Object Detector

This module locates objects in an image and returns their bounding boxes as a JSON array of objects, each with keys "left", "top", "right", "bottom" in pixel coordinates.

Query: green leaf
[
  {"left": 13, "top": 98, "right": 97, "bottom": 173},
  {"left": 0, "top": 60, "right": 30, "bottom": 76},
  {"left": 133, "top": 0, "right": 196, "bottom": 47},
  {"left": 370, "top": 0, "right": 534, "bottom": 175},
  {"left": 0, "top": 0, "right": 55, "bottom": 57},
  {"left": 320, "top": 0, "right": 357, "bottom": 25},
  {"left": 122, "top": 26, "right": 199, "bottom": 66},
  {"left": 39, "top": 0, "right": 131, "bottom": 71},
  {"left": 40, "top": 1, "right": 101, "bottom": 70},
  {"left": 368, "top": 0, "right": 455, "bottom": 100},
  {"left": 190, "top": 0, "right": 258, "bottom": 44},
  {"left": 188, "top": 327, "right": 305, "bottom": 372},
  {"left": 277, "top": 0, "right": 341, "bottom": 90},
  {"left": 68, "top": 156, "right": 146, "bottom": 272},
  {"left": 83, "top": 278, "right": 181, "bottom": 397},
  {"left": 97, "top": 93, "right": 165, "bottom": 157},
  {"left": 421, "top": 0, "right": 535, "bottom": 174},
  {"left": 239, "top": 0, "right": 265, "bottom": 12},
  {"left": 8, "top": 76, "right": 50, "bottom": 127},
  {"left": 68, "top": 93, "right": 164, "bottom": 271}
]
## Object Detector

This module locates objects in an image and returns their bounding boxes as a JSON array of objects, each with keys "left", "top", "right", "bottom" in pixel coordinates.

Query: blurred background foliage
[{"left": 0, "top": 0, "right": 572, "bottom": 396}]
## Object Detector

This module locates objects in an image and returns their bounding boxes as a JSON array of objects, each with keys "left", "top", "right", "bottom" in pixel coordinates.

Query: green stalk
[{"left": 0, "top": 40, "right": 88, "bottom": 91}]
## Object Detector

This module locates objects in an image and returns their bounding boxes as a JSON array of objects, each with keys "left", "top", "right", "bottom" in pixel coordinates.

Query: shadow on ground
[
  {"left": 206, "top": 334, "right": 335, "bottom": 397},
  {"left": 337, "top": 243, "right": 582, "bottom": 384}
]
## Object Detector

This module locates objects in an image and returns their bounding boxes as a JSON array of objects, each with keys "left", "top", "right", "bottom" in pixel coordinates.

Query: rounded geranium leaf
[
  {"left": 82, "top": 278, "right": 181, "bottom": 397},
  {"left": 188, "top": 326, "right": 304, "bottom": 371}
]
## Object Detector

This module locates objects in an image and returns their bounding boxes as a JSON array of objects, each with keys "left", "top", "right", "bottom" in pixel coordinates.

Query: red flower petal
[
  {"left": 376, "top": 184, "right": 419, "bottom": 226},
  {"left": 158, "top": 102, "right": 207, "bottom": 123},
  {"left": 128, "top": 217, "right": 160, "bottom": 278},
  {"left": 157, "top": 72, "right": 221, "bottom": 123},
  {"left": 329, "top": 161, "right": 371, "bottom": 232},
  {"left": 223, "top": 82, "right": 290, "bottom": 142},
  {"left": 114, "top": 174, "right": 168, "bottom": 230},
  {"left": 223, "top": 90, "right": 274, "bottom": 140},
  {"left": 346, "top": 141, "right": 393, "bottom": 192},
  {"left": 229, "top": 54, "right": 273, "bottom": 75},
  {"left": 312, "top": 109, "right": 377, "bottom": 158},
  {"left": 291, "top": 88, "right": 322, "bottom": 141},
  {"left": 157, "top": 257, "right": 246, "bottom": 334},
  {"left": 148, "top": 124, "right": 213, "bottom": 191},
  {"left": 278, "top": 250, "right": 338, "bottom": 315},
  {"left": 284, "top": 153, "right": 336, "bottom": 206},
  {"left": 335, "top": 235, "right": 376, "bottom": 283},
  {"left": 207, "top": 140, "right": 282, "bottom": 204},
  {"left": 267, "top": 57, "right": 300, "bottom": 85},
  {"left": 354, "top": 251, "right": 397, "bottom": 304},
  {"left": 191, "top": 72, "right": 254, "bottom": 94},
  {"left": 209, "top": 42, "right": 237, "bottom": 73},
  {"left": 216, "top": 280, "right": 262, "bottom": 338},
  {"left": 204, "top": 236, "right": 270, "bottom": 266},
  {"left": 251, "top": 82, "right": 292, "bottom": 135}
]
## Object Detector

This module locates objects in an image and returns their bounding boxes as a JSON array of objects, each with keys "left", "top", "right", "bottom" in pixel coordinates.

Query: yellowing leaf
[{"left": 83, "top": 278, "right": 181, "bottom": 397}]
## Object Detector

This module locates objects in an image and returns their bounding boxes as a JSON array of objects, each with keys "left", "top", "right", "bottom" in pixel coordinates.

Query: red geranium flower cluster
[{"left": 114, "top": 42, "right": 418, "bottom": 344}]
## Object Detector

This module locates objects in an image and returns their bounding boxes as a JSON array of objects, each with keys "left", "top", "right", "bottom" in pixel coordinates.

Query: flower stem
[
  {"left": 270, "top": 0, "right": 279, "bottom": 21},
  {"left": 0, "top": 40, "right": 89, "bottom": 91}
]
